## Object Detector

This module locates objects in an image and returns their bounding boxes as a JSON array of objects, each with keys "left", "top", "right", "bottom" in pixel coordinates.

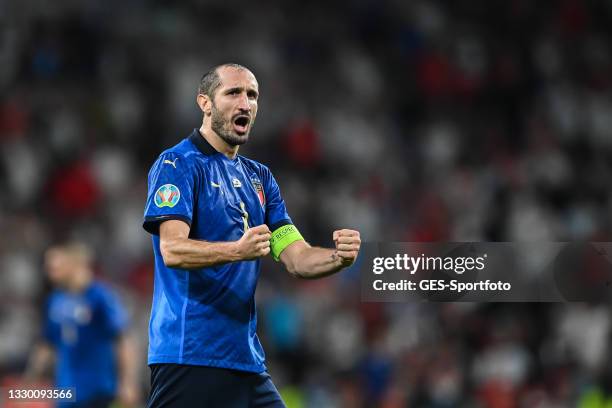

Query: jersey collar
[{"left": 189, "top": 129, "right": 218, "bottom": 156}]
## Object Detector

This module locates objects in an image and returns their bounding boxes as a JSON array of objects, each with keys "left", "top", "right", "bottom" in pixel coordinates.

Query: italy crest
[{"left": 251, "top": 179, "right": 265, "bottom": 207}]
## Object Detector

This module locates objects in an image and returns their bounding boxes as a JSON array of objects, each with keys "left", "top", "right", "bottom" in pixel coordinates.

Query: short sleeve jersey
[
  {"left": 44, "top": 281, "right": 128, "bottom": 405},
  {"left": 143, "top": 129, "right": 296, "bottom": 372}
]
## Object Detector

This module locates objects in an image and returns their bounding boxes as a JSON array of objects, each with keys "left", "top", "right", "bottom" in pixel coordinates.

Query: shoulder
[
  {"left": 46, "top": 290, "right": 62, "bottom": 307},
  {"left": 238, "top": 156, "right": 282, "bottom": 192},
  {"left": 148, "top": 139, "right": 206, "bottom": 177},
  {"left": 238, "top": 155, "right": 272, "bottom": 177},
  {"left": 155, "top": 139, "right": 200, "bottom": 165},
  {"left": 45, "top": 290, "right": 66, "bottom": 317},
  {"left": 90, "top": 280, "right": 111, "bottom": 294},
  {"left": 89, "top": 281, "right": 120, "bottom": 304}
]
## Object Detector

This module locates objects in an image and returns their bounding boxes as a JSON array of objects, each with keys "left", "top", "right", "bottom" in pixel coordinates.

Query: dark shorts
[{"left": 146, "top": 364, "right": 286, "bottom": 408}]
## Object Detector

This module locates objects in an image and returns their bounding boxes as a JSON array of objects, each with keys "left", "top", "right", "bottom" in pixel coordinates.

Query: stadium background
[{"left": 2, "top": 0, "right": 612, "bottom": 406}]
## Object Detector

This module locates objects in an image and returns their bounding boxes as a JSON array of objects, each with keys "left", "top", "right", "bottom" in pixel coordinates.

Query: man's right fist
[{"left": 235, "top": 224, "right": 271, "bottom": 260}]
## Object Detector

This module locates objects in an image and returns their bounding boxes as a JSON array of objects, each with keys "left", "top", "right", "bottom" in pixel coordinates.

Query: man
[
  {"left": 25, "top": 242, "right": 139, "bottom": 408},
  {"left": 143, "top": 63, "right": 361, "bottom": 408}
]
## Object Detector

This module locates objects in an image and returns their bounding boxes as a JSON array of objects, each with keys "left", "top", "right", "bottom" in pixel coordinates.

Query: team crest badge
[
  {"left": 251, "top": 179, "right": 265, "bottom": 207},
  {"left": 154, "top": 184, "right": 181, "bottom": 208}
]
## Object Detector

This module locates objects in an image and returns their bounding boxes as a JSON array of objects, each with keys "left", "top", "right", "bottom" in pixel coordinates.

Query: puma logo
[{"left": 163, "top": 158, "right": 178, "bottom": 168}]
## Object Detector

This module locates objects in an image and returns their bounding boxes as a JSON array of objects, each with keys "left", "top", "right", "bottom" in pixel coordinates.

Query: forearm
[
  {"left": 289, "top": 245, "right": 345, "bottom": 279},
  {"left": 116, "top": 334, "right": 137, "bottom": 387},
  {"left": 159, "top": 220, "right": 271, "bottom": 269},
  {"left": 24, "top": 343, "right": 54, "bottom": 381},
  {"left": 160, "top": 237, "right": 240, "bottom": 269}
]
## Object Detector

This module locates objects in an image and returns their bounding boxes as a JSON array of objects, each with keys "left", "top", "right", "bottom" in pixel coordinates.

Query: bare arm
[
  {"left": 24, "top": 342, "right": 54, "bottom": 381},
  {"left": 280, "top": 229, "right": 361, "bottom": 279},
  {"left": 116, "top": 333, "right": 139, "bottom": 407},
  {"left": 159, "top": 220, "right": 271, "bottom": 269}
]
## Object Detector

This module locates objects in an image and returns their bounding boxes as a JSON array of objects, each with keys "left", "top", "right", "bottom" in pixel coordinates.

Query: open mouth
[{"left": 233, "top": 115, "right": 250, "bottom": 135}]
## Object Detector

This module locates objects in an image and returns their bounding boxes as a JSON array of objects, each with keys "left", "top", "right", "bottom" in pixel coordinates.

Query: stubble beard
[{"left": 210, "top": 103, "right": 251, "bottom": 147}]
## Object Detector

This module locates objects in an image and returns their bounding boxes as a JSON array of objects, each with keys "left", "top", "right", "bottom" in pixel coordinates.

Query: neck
[
  {"left": 67, "top": 269, "right": 92, "bottom": 293},
  {"left": 199, "top": 125, "right": 239, "bottom": 160}
]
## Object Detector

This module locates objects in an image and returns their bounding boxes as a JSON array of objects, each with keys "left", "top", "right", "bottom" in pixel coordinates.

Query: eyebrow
[{"left": 224, "top": 86, "right": 259, "bottom": 96}]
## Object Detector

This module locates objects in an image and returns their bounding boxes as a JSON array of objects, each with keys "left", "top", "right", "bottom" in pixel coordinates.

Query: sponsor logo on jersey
[{"left": 163, "top": 158, "right": 178, "bottom": 168}]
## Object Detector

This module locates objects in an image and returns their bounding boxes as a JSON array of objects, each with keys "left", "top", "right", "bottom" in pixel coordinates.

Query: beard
[{"left": 210, "top": 103, "right": 252, "bottom": 146}]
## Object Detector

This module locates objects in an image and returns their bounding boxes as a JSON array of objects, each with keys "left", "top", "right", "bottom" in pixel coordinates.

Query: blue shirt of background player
[
  {"left": 143, "top": 129, "right": 293, "bottom": 373},
  {"left": 43, "top": 281, "right": 128, "bottom": 406}
]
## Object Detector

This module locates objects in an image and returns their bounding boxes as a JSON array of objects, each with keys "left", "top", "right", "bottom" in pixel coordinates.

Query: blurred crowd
[{"left": 2, "top": 0, "right": 612, "bottom": 406}]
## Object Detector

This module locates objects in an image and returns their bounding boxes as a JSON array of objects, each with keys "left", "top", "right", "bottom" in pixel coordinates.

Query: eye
[{"left": 248, "top": 91, "right": 258, "bottom": 99}]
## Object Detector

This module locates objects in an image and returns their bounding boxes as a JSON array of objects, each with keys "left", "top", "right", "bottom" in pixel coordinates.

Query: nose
[{"left": 237, "top": 93, "right": 250, "bottom": 112}]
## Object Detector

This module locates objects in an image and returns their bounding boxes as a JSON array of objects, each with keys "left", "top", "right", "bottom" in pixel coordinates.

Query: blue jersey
[
  {"left": 143, "top": 129, "right": 295, "bottom": 373},
  {"left": 43, "top": 281, "right": 128, "bottom": 406}
]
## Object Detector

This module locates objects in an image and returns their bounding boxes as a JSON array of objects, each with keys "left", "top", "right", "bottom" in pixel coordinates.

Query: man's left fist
[{"left": 333, "top": 229, "right": 361, "bottom": 267}]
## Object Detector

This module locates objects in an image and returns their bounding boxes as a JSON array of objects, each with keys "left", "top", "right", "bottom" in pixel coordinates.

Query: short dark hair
[{"left": 198, "top": 63, "right": 249, "bottom": 99}]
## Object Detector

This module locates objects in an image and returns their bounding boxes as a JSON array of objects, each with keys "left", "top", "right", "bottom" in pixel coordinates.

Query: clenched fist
[
  {"left": 333, "top": 229, "right": 361, "bottom": 267},
  {"left": 236, "top": 224, "right": 271, "bottom": 260}
]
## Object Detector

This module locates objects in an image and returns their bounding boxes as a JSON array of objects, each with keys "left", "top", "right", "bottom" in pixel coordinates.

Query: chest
[
  {"left": 49, "top": 295, "right": 98, "bottom": 345},
  {"left": 194, "top": 159, "right": 266, "bottom": 240},
  {"left": 49, "top": 296, "right": 94, "bottom": 327}
]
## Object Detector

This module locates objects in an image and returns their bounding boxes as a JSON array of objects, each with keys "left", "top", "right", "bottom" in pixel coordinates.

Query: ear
[{"left": 196, "top": 94, "right": 212, "bottom": 116}]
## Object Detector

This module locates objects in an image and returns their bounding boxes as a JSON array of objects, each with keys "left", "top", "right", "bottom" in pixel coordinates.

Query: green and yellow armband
[{"left": 270, "top": 224, "right": 304, "bottom": 261}]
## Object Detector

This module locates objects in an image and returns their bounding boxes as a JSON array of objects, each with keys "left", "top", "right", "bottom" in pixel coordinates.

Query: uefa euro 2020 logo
[{"left": 154, "top": 184, "right": 181, "bottom": 208}]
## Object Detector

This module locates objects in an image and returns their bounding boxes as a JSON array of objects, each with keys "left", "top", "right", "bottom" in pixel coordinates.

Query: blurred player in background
[
  {"left": 143, "top": 63, "right": 361, "bottom": 407},
  {"left": 25, "top": 242, "right": 139, "bottom": 408}
]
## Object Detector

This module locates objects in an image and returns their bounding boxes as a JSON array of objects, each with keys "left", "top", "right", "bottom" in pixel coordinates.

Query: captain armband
[{"left": 270, "top": 224, "right": 304, "bottom": 261}]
